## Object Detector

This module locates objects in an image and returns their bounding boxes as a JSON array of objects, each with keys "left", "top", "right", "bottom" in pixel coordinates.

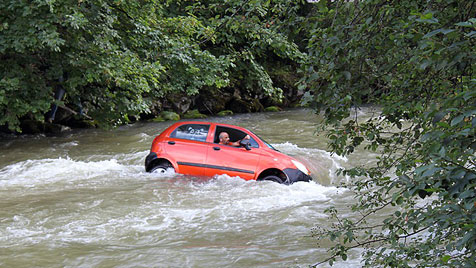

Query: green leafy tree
[
  {"left": 0, "top": 0, "right": 230, "bottom": 131},
  {"left": 1, "top": 0, "right": 314, "bottom": 132},
  {"left": 183, "top": 0, "right": 309, "bottom": 105},
  {"left": 302, "top": 0, "right": 475, "bottom": 267}
]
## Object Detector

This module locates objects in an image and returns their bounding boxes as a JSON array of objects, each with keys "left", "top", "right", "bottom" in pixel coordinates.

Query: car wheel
[
  {"left": 150, "top": 163, "right": 174, "bottom": 174},
  {"left": 262, "top": 175, "right": 285, "bottom": 184}
]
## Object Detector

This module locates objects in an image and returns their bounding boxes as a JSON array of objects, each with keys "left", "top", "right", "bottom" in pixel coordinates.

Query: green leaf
[
  {"left": 396, "top": 196, "right": 403, "bottom": 205},
  {"left": 423, "top": 29, "right": 442, "bottom": 38},
  {"left": 465, "top": 31, "right": 476, "bottom": 38},
  {"left": 441, "top": 29, "right": 455, "bottom": 35},
  {"left": 458, "top": 231, "right": 474, "bottom": 249},
  {"left": 437, "top": 121, "right": 450, "bottom": 128},
  {"left": 424, "top": 188, "right": 439, "bottom": 193},
  {"left": 463, "top": 224, "right": 475, "bottom": 229},
  {"left": 422, "top": 167, "right": 440, "bottom": 177},
  {"left": 309, "top": 72, "right": 319, "bottom": 82},
  {"left": 441, "top": 255, "right": 451, "bottom": 263},
  {"left": 316, "top": 0, "right": 328, "bottom": 13},
  {"left": 433, "top": 111, "right": 447, "bottom": 124},
  {"left": 456, "top": 22, "right": 472, "bottom": 27},
  {"left": 420, "top": 12, "right": 433, "bottom": 20},
  {"left": 420, "top": 60, "right": 431, "bottom": 70},
  {"left": 343, "top": 71, "right": 351, "bottom": 80},
  {"left": 450, "top": 115, "right": 464, "bottom": 126}
]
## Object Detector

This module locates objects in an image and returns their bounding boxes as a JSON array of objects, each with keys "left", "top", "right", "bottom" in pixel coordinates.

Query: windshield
[{"left": 251, "top": 131, "right": 278, "bottom": 151}]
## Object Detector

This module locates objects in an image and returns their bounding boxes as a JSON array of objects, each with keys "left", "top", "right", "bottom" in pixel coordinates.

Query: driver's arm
[{"left": 230, "top": 135, "right": 250, "bottom": 147}]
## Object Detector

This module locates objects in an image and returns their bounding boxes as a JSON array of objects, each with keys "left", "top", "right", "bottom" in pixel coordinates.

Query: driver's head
[{"left": 219, "top": 132, "right": 230, "bottom": 144}]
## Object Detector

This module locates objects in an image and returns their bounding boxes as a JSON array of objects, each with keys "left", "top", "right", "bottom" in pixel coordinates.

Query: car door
[
  {"left": 166, "top": 123, "right": 210, "bottom": 176},
  {"left": 204, "top": 125, "right": 261, "bottom": 180}
]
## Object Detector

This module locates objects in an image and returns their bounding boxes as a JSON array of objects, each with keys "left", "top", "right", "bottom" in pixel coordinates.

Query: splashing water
[{"left": 0, "top": 109, "right": 367, "bottom": 267}]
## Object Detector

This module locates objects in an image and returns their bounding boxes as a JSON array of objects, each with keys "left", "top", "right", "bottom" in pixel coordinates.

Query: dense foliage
[
  {"left": 302, "top": 0, "right": 476, "bottom": 267},
  {"left": 0, "top": 0, "right": 233, "bottom": 130},
  {"left": 0, "top": 0, "right": 310, "bottom": 131}
]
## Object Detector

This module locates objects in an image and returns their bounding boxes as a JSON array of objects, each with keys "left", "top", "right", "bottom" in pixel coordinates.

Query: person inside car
[{"left": 218, "top": 132, "right": 250, "bottom": 147}]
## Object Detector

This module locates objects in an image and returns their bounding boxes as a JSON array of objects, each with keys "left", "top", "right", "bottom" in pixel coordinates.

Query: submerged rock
[
  {"left": 44, "top": 123, "right": 71, "bottom": 134},
  {"left": 265, "top": 106, "right": 282, "bottom": 112},
  {"left": 160, "top": 111, "right": 180, "bottom": 121},
  {"left": 19, "top": 120, "right": 44, "bottom": 134},
  {"left": 183, "top": 109, "right": 207, "bottom": 119},
  {"left": 151, "top": 115, "right": 165, "bottom": 122},
  {"left": 19, "top": 120, "right": 72, "bottom": 135},
  {"left": 217, "top": 110, "right": 234, "bottom": 116}
]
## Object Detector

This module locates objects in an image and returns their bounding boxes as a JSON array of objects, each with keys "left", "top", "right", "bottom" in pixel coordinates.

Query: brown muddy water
[{"left": 0, "top": 108, "right": 379, "bottom": 267}]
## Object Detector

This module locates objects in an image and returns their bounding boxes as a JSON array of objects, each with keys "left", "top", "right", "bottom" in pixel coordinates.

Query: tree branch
[{"left": 311, "top": 226, "right": 431, "bottom": 267}]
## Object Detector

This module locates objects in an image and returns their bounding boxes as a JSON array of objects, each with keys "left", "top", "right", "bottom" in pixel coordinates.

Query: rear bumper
[
  {"left": 284, "top": 168, "right": 312, "bottom": 184},
  {"left": 145, "top": 152, "right": 158, "bottom": 172}
]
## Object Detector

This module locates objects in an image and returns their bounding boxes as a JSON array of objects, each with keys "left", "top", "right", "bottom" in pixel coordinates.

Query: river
[{"left": 0, "top": 108, "right": 378, "bottom": 267}]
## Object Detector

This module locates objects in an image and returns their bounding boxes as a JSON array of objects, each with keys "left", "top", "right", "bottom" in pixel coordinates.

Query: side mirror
[{"left": 240, "top": 140, "right": 252, "bottom": 150}]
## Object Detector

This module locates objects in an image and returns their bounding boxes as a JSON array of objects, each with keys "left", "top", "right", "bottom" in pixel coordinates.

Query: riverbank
[{"left": 0, "top": 98, "right": 301, "bottom": 136}]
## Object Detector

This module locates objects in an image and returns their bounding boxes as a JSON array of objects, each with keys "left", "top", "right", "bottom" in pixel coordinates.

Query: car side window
[
  {"left": 214, "top": 126, "right": 259, "bottom": 148},
  {"left": 170, "top": 124, "right": 210, "bottom": 142}
]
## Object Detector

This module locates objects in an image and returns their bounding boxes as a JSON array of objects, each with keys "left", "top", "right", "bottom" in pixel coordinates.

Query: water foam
[
  {"left": 272, "top": 142, "right": 350, "bottom": 184},
  {"left": 168, "top": 175, "right": 347, "bottom": 222},
  {"left": 0, "top": 158, "right": 125, "bottom": 189}
]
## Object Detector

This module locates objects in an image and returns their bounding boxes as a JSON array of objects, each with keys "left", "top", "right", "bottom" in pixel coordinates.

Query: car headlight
[{"left": 291, "top": 160, "right": 310, "bottom": 175}]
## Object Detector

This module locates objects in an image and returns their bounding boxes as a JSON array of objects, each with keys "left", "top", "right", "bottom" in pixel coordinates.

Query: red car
[{"left": 145, "top": 121, "right": 312, "bottom": 184}]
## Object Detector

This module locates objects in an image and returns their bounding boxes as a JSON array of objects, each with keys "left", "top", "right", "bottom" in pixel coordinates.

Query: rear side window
[{"left": 170, "top": 124, "right": 210, "bottom": 142}]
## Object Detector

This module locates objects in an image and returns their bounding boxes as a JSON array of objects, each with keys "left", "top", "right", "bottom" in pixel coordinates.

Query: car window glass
[
  {"left": 170, "top": 124, "right": 210, "bottom": 142},
  {"left": 251, "top": 131, "right": 277, "bottom": 151},
  {"left": 215, "top": 126, "right": 259, "bottom": 148},
  {"left": 246, "top": 136, "right": 259, "bottom": 148}
]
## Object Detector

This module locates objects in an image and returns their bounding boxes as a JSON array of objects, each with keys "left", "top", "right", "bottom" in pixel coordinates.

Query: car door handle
[
  {"left": 213, "top": 146, "right": 220, "bottom": 151},
  {"left": 168, "top": 141, "right": 175, "bottom": 145}
]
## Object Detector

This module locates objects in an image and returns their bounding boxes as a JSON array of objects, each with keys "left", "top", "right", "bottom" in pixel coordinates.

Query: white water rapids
[{"left": 0, "top": 109, "right": 377, "bottom": 267}]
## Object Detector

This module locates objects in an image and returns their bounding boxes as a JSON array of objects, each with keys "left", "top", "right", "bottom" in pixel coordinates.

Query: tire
[
  {"left": 150, "top": 162, "right": 174, "bottom": 174},
  {"left": 262, "top": 175, "right": 285, "bottom": 184}
]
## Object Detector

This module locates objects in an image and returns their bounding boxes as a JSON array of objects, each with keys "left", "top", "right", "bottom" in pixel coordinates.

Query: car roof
[{"left": 169, "top": 121, "right": 249, "bottom": 131}]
